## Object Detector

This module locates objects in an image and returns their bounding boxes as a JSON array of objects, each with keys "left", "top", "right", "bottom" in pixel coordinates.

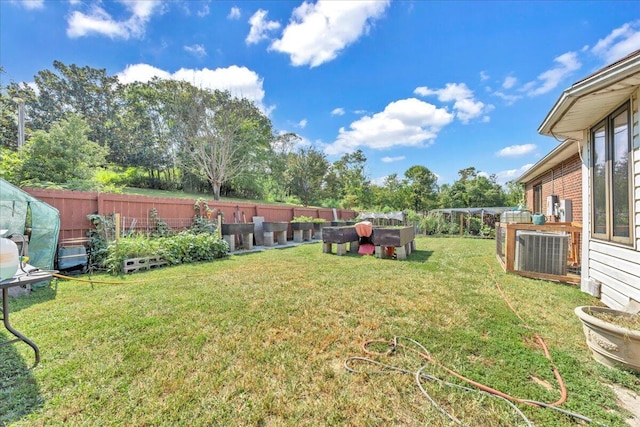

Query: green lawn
[{"left": 2, "top": 237, "right": 638, "bottom": 426}]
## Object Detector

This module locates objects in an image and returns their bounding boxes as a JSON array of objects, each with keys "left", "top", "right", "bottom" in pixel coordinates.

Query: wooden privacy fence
[{"left": 22, "top": 188, "right": 356, "bottom": 241}]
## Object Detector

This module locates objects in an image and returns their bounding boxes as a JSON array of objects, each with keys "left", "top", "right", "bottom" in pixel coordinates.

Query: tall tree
[
  {"left": 503, "top": 180, "right": 525, "bottom": 207},
  {"left": 19, "top": 115, "right": 108, "bottom": 184},
  {"left": 286, "top": 146, "right": 329, "bottom": 206},
  {"left": 112, "top": 80, "right": 179, "bottom": 187},
  {"left": 437, "top": 167, "right": 505, "bottom": 208},
  {"left": 404, "top": 165, "right": 439, "bottom": 212},
  {"left": 325, "top": 150, "right": 372, "bottom": 208},
  {"left": 174, "top": 88, "right": 273, "bottom": 200},
  {"left": 13, "top": 61, "right": 122, "bottom": 162},
  {"left": 261, "top": 132, "right": 301, "bottom": 201}
]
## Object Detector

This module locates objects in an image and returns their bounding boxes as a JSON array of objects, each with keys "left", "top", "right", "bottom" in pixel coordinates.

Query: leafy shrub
[
  {"left": 87, "top": 213, "right": 117, "bottom": 269},
  {"left": 468, "top": 217, "right": 482, "bottom": 235},
  {"left": 291, "top": 215, "right": 314, "bottom": 223},
  {"left": 446, "top": 222, "right": 460, "bottom": 235},
  {"left": 104, "top": 232, "right": 228, "bottom": 275}
]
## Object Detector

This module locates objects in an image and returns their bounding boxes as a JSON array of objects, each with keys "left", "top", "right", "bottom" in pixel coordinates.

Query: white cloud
[
  {"left": 502, "top": 76, "right": 517, "bottom": 89},
  {"left": 270, "top": 0, "right": 390, "bottom": 67},
  {"left": 197, "top": 4, "right": 210, "bottom": 17},
  {"left": 495, "top": 163, "right": 534, "bottom": 184},
  {"left": 370, "top": 176, "right": 388, "bottom": 186},
  {"left": 323, "top": 98, "right": 454, "bottom": 156},
  {"left": 331, "top": 107, "right": 345, "bottom": 116},
  {"left": 381, "top": 156, "right": 405, "bottom": 163},
  {"left": 15, "top": 0, "right": 44, "bottom": 9},
  {"left": 493, "top": 91, "right": 521, "bottom": 106},
  {"left": 117, "top": 63, "right": 270, "bottom": 113},
  {"left": 591, "top": 21, "right": 640, "bottom": 64},
  {"left": 298, "top": 119, "right": 308, "bottom": 128},
  {"left": 523, "top": 51, "right": 581, "bottom": 96},
  {"left": 480, "top": 71, "right": 490, "bottom": 81},
  {"left": 67, "top": 0, "right": 163, "bottom": 39},
  {"left": 246, "top": 9, "right": 281, "bottom": 44},
  {"left": 184, "top": 44, "right": 207, "bottom": 58},
  {"left": 496, "top": 144, "right": 536, "bottom": 157},
  {"left": 228, "top": 6, "right": 241, "bottom": 19},
  {"left": 414, "top": 83, "right": 490, "bottom": 124}
]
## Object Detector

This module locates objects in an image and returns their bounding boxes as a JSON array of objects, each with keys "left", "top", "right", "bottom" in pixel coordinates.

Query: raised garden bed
[
  {"left": 371, "top": 226, "right": 416, "bottom": 260},
  {"left": 262, "top": 221, "right": 288, "bottom": 246},
  {"left": 322, "top": 226, "right": 359, "bottom": 256},
  {"left": 263, "top": 222, "right": 289, "bottom": 233},
  {"left": 221, "top": 223, "right": 255, "bottom": 235},
  {"left": 322, "top": 226, "right": 358, "bottom": 244},
  {"left": 291, "top": 222, "right": 313, "bottom": 242},
  {"left": 221, "top": 223, "right": 255, "bottom": 251},
  {"left": 372, "top": 226, "right": 415, "bottom": 247},
  {"left": 291, "top": 222, "right": 313, "bottom": 231}
]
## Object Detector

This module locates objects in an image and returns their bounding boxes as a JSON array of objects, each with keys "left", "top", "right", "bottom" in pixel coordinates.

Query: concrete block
[
  {"left": 223, "top": 235, "right": 235, "bottom": 252},
  {"left": 336, "top": 243, "right": 347, "bottom": 256},
  {"left": 264, "top": 231, "right": 274, "bottom": 246}
]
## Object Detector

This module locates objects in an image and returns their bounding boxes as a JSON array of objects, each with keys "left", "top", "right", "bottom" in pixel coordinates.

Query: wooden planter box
[
  {"left": 321, "top": 226, "right": 359, "bottom": 256},
  {"left": 322, "top": 226, "right": 358, "bottom": 244},
  {"left": 371, "top": 226, "right": 415, "bottom": 247},
  {"left": 371, "top": 226, "right": 415, "bottom": 260}
]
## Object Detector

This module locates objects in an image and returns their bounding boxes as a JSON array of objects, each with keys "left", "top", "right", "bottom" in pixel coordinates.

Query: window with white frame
[{"left": 591, "top": 101, "right": 632, "bottom": 244}]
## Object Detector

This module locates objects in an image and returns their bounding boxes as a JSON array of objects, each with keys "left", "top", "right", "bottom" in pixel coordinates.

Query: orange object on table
[{"left": 355, "top": 221, "right": 373, "bottom": 237}]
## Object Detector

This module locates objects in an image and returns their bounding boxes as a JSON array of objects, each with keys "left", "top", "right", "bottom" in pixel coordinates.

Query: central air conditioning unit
[{"left": 515, "top": 231, "right": 568, "bottom": 276}]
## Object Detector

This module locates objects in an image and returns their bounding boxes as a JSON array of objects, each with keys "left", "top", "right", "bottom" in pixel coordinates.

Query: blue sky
[{"left": 2, "top": 1, "right": 639, "bottom": 186}]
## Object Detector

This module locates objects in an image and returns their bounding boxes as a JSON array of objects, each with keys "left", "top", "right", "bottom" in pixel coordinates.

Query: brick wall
[{"left": 523, "top": 152, "right": 582, "bottom": 223}]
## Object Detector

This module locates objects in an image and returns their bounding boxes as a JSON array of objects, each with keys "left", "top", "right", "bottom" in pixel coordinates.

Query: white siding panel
[
  {"left": 590, "top": 256, "right": 640, "bottom": 289},
  {"left": 590, "top": 240, "right": 640, "bottom": 263},
  {"left": 590, "top": 259, "right": 640, "bottom": 301},
  {"left": 599, "top": 283, "right": 631, "bottom": 309},
  {"left": 590, "top": 248, "right": 640, "bottom": 276}
]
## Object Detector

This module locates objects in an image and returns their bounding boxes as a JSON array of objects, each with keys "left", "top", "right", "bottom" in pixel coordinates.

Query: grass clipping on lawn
[{"left": 2, "top": 237, "right": 638, "bottom": 426}]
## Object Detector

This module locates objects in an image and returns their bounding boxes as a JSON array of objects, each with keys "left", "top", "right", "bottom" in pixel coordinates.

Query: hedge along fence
[{"left": 22, "top": 187, "right": 356, "bottom": 241}]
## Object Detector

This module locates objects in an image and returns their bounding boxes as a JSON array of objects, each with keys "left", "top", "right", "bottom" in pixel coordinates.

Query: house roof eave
[
  {"left": 538, "top": 50, "right": 640, "bottom": 139},
  {"left": 516, "top": 138, "right": 578, "bottom": 184}
]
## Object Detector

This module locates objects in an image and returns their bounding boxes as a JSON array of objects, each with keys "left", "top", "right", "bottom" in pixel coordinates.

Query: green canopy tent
[{"left": 0, "top": 179, "right": 60, "bottom": 275}]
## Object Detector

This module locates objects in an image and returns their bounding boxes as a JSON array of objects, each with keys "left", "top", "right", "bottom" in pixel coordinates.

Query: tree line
[{"left": 0, "top": 62, "right": 523, "bottom": 211}]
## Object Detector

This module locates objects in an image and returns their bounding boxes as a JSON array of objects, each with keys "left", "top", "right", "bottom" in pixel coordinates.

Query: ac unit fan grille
[{"left": 515, "top": 232, "right": 568, "bottom": 276}]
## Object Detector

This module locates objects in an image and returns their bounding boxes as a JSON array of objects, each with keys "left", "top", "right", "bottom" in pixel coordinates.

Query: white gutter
[
  {"left": 516, "top": 138, "right": 576, "bottom": 184},
  {"left": 538, "top": 50, "right": 640, "bottom": 137}
]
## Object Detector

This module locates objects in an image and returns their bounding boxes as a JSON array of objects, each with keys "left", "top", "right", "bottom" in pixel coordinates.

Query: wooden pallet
[{"left": 123, "top": 256, "right": 168, "bottom": 274}]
